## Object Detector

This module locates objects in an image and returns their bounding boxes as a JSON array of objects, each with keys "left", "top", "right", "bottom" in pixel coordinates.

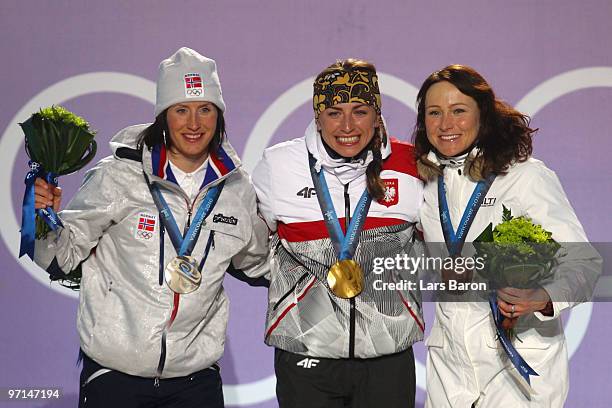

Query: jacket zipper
[
  {"left": 344, "top": 183, "right": 356, "bottom": 359},
  {"left": 155, "top": 194, "right": 198, "bottom": 386}
]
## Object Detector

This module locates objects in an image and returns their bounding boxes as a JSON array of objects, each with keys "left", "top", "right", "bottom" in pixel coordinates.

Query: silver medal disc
[{"left": 164, "top": 255, "right": 202, "bottom": 294}]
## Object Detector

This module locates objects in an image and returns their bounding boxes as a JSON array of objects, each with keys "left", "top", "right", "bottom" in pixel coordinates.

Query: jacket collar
[
  {"left": 304, "top": 118, "right": 391, "bottom": 185},
  {"left": 146, "top": 138, "right": 240, "bottom": 190}
]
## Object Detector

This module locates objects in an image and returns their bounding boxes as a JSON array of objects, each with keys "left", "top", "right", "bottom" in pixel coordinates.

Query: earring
[{"left": 162, "top": 130, "right": 167, "bottom": 145}]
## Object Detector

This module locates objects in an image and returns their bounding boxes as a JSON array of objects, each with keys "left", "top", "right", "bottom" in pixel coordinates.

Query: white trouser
[{"left": 425, "top": 303, "right": 568, "bottom": 408}]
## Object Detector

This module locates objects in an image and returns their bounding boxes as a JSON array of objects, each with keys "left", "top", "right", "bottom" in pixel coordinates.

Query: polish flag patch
[
  {"left": 135, "top": 213, "right": 157, "bottom": 241},
  {"left": 184, "top": 73, "right": 203, "bottom": 97},
  {"left": 378, "top": 178, "right": 399, "bottom": 207}
]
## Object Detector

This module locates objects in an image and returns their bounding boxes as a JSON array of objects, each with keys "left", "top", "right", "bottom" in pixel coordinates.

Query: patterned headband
[{"left": 313, "top": 68, "right": 381, "bottom": 118}]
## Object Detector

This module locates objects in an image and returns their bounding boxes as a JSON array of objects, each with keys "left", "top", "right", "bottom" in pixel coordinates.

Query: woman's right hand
[{"left": 34, "top": 178, "right": 62, "bottom": 212}]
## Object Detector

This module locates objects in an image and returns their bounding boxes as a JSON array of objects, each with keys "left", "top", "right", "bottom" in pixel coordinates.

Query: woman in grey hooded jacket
[{"left": 33, "top": 47, "right": 269, "bottom": 408}]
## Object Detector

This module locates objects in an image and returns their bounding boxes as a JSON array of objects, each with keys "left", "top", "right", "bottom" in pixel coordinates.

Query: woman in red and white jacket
[{"left": 252, "top": 59, "right": 424, "bottom": 408}]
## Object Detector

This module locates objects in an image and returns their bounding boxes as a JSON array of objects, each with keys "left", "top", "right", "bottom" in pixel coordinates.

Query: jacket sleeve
[
  {"left": 520, "top": 163, "right": 602, "bottom": 320},
  {"left": 251, "top": 149, "right": 277, "bottom": 232},
  {"left": 229, "top": 172, "right": 271, "bottom": 280},
  {"left": 33, "top": 158, "right": 124, "bottom": 275}
]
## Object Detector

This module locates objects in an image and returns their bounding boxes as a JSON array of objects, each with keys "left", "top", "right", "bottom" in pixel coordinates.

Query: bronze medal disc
[
  {"left": 164, "top": 255, "right": 202, "bottom": 294},
  {"left": 327, "top": 259, "right": 364, "bottom": 299}
]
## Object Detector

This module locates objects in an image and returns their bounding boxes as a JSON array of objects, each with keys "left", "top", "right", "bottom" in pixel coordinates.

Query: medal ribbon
[
  {"left": 437, "top": 173, "right": 496, "bottom": 257},
  {"left": 308, "top": 153, "right": 371, "bottom": 260},
  {"left": 19, "top": 161, "right": 63, "bottom": 260},
  {"left": 145, "top": 173, "right": 224, "bottom": 257},
  {"left": 489, "top": 293, "right": 539, "bottom": 385}
]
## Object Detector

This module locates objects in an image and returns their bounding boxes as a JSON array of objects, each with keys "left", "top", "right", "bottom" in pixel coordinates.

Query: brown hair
[
  {"left": 316, "top": 59, "right": 387, "bottom": 200},
  {"left": 412, "top": 64, "right": 535, "bottom": 180}
]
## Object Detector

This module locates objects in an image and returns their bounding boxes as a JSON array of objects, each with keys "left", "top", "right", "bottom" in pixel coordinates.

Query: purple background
[{"left": 1, "top": 1, "right": 611, "bottom": 406}]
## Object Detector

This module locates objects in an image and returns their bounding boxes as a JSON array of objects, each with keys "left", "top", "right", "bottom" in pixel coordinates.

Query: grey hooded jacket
[{"left": 34, "top": 124, "right": 269, "bottom": 378}]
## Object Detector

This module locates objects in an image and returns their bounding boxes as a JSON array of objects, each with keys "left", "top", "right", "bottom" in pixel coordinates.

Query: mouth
[
  {"left": 335, "top": 135, "right": 360, "bottom": 145},
  {"left": 439, "top": 134, "right": 460, "bottom": 141},
  {"left": 182, "top": 133, "right": 203, "bottom": 141}
]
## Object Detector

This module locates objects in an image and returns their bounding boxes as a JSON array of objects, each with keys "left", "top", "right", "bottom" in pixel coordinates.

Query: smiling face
[
  {"left": 166, "top": 101, "right": 218, "bottom": 172},
  {"left": 316, "top": 102, "right": 378, "bottom": 158},
  {"left": 424, "top": 81, "right": 480, "bottom": 157}
]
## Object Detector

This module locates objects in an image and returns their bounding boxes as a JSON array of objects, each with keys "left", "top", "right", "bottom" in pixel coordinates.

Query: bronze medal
[
  {"left": 164, "top": 255, "right": 201, "bottom": 294},
  {"left": 327, "top": 259, "right": 363, "bottom": 299}
]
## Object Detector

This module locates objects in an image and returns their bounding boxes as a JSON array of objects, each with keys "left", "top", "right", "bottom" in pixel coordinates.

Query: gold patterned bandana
[{"left": 313, "top": 68, "right": 381, "bottom": 118}]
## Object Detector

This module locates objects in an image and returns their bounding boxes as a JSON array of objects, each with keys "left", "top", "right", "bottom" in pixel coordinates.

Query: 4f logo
[
  {"left": 296, "top": 358, "right": 319, "bottom": 369},
  {"left": 296, "top": 187, "right": 316, "bottom": 198}
]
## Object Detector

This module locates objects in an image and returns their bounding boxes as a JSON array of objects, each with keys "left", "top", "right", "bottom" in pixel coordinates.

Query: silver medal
[{"left": 164, "top": 255, "right": 201, "bottom": 294}]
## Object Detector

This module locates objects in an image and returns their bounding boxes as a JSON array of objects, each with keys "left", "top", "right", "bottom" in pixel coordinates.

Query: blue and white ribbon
[
  {"left": 19, "top": 161, "right": 63, "bottom": 260},
  {"left": 489, "top": 292, "right": 539, "bottom": 386}
]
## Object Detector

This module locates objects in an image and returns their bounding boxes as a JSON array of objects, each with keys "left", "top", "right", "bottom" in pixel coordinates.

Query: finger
[
  {"left": 52, "top": 189, "right": 62, "bottom": 212},
  {"left": 497, "top": 299, "right": 514, "bottom": 318},
  {"left": 34, "top": 189, "right": 54, "bottom": 206},
  {"left": 34, "top": 178, "right": 50, "bottom": 189},
  {"left": 497, "top": 289, "right": 521, "bottom": 304}
]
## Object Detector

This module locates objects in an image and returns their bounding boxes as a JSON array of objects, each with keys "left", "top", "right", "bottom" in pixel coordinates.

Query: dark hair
[
  {"left": 316, "top": 58, "right": 387, "bottom": 200},
  {"left": 137, "top": 105, "right": 226, "bottom": 155},
  {"left": 412, "top": 64, "right": 535, "bottom": 180}
]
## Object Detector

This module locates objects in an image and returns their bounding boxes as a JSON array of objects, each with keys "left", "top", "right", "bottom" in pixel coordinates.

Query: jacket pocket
[{"left": 484, "top": 329, "right": 552, "bottom": 350}]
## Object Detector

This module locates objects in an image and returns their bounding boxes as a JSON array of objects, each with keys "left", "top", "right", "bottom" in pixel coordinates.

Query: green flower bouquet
[
  {"left": 475, "top": 205, "right": 560, "bottom": 289},
  {"left": 19, "top": 105, "right": 97, "bottom": 289}
]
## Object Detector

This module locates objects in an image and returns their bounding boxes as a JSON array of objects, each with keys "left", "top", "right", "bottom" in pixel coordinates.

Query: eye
[
  {"left": 199, "top": 106, "right": 212, "bottom": 114},
  {"left": 427, "top": 110, "right": 440, "bottom": 117},
  {"left": 175, "top": 107, "right": 187, "bottom": 114},
  {"left": 453, "top": 108, "right": 466, "bottom": 114},
  {"left": 327, "top": 110, "right": 341, "bottom": 118},
  {"left": 354, "top": 109, "right": 369, "bottom": 116}
]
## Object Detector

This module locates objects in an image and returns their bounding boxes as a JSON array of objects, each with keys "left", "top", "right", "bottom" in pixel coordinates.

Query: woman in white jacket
[
  {"left": 33, "top": 47, "right": 269, "bottom": 408},
  {"left": 415, "top": 65, "right": 600, "bottom": 407},
  {"left": 252, "top": 59, "right": 424, "bottom": 407}
]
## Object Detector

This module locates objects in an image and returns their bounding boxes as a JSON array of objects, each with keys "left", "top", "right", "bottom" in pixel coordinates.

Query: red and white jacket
[{"left": 252, "top": 120, "right": 425, "bottom": 359}]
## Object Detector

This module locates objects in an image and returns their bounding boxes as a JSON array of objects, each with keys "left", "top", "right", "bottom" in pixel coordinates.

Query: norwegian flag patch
[
  {"left": 378, "top": 178, "right": 399, "bottom": 207},
  {"left": 135, "top": 213, "right": 157, "bottom": 241},
  {"left": 184, "top": 73, "right": 203, "bottom": 97}
]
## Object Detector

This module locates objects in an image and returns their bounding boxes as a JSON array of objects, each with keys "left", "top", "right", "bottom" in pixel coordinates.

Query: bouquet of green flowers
[
  {"left": 474, "top": 205, "right": 561, "bottom": 388},
  {"left": 19, "top": 105, "right": 97, "bottom": 289},
  {"left": 475, "top": 205, "right": 560, "bottom": 289}
]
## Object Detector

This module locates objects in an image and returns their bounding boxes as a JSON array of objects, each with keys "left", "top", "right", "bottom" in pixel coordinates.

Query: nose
[
  {"left": 439, "top": 112, "right": 453, "bottom": 131},
  {"left": 341, "top": 114, "right": 354, "bottom": 133},
  {"left": 187, "top": 110, "right": 200, "bottom": 130}
]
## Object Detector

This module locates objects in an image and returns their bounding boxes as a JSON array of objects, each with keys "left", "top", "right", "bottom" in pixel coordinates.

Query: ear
[{"left": 315, "top": 119, "right": 321, "bottom": 132}]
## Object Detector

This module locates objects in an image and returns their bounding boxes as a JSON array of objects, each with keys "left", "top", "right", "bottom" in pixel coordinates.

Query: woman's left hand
[{"left": 496, "top": 287, "right": 551, "bottom": 319}]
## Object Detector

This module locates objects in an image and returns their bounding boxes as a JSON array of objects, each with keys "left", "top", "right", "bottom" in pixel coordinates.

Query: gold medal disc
[
  {"left": 164, "top": 255, "right": 202, "bottom": 294},
  {"left": 327, "top": 259, "right": 363, "bottom": 299}
]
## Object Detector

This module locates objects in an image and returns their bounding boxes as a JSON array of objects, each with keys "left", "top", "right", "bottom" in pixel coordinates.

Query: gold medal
[
  {"left": 164, "top": 255, "right": 201, "bottom": 294},
  {"left": 327, "top": 259, "right": 363, "bottom": 299}
]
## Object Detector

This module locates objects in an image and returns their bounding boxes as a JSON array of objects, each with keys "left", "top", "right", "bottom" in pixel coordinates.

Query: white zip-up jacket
[
  {"left": 420, "top": 151, "right": 601, "bottom": 407},
  {"left": 252, "top": 121, "right": 425, "bottom": 359},
  {"left": 34, "top": 124, "right": 269, "bottom": 378}
]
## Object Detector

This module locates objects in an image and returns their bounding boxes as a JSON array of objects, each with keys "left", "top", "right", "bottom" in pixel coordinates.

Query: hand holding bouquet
[{"left": 19, "top": 106, "right": 96, "bottom": 287}]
